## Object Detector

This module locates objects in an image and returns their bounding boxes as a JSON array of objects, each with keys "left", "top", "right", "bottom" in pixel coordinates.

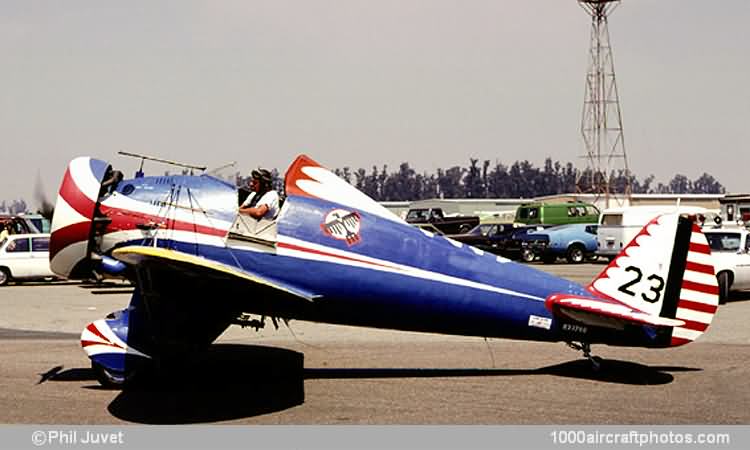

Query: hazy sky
[{"left": 2, "top": 0, "right": 749, "bottom": 207}]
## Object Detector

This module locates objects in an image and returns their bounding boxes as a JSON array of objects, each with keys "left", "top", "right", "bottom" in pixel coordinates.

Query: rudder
[{"left": 587, "top": 214, "right": 718, "bottom": 346}]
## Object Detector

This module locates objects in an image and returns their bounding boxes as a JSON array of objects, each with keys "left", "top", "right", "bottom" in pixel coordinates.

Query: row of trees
[
  {"left": 3, "top": 158, "right": 725, "bottom": 213},
  {"left": 325, "top": 158, "right": 725, "bottom": 201},
  {"left": 233, "top": 157, "right": 724, "bottom": 202}
]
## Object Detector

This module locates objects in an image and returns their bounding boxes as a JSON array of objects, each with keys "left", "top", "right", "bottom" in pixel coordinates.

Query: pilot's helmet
[{"left": 251, "top": 168, "right": 273, "bottom": 186}]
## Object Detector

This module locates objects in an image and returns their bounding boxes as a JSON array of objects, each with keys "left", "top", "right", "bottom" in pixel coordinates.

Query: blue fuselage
[{"left": 146, "top": 194, "right": 594, "bottom": 342}]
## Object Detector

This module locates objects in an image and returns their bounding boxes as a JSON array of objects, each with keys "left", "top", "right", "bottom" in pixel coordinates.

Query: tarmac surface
[{"left": 1, "top": 263, "right": 749, "bottom": 424}]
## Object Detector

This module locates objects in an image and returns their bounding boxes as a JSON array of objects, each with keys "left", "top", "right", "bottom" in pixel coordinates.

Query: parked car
[
  {"left": 0, "top": 233, "right": 55, "bottom": 286},
  {"left": 405, "top": 207, "right": 480, "bottom": 235},
  {"left": 516, "top": 223, "right": 598, "bottom": 264},
  {"left": 703, "top": 227, "right": 750, "bottom": 304},
  {"left": 19, "top": 213, "right": 51, "bottom": 233},
  {"left": 449, "top": 222, "right": 527, "bottom": 255},
  {"left": 515, "top": 202, "right": 599, "bottom": 226},
  {"left": 499, "top": 224, "right": 553, "bottom": 260},
  {"left": 0, "top": 214, "right": 41, "bottom": 234}
]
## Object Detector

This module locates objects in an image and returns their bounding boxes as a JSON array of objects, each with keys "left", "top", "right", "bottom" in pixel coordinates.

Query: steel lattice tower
[{"left": 577, "top": 0, "right": 631, "bottom": 207}]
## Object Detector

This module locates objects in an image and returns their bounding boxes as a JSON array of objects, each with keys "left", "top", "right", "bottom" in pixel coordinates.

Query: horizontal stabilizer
[{"left": 546, "top": 293, "right": 685, "bottom": 330}]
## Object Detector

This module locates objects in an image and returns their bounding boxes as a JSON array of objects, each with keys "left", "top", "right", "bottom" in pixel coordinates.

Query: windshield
[
  {"left": 468, "top": 224, "right": 492, "bottom": 236},
  {"left": 601, "top": 214, "right": 623, "bottom": 226},
  {"left": 706, "top": 232, "right": 742, "bottom": 252},
  {"left": 518, "top": 207, "right": 539, "bottom": 220},
  {"left": 406, "top": 209, "right": 429, "bottom": 221}
]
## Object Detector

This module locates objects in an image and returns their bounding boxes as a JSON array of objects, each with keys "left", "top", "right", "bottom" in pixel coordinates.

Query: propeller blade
[{"left": 34, "top": 171, "right": 55, "bottom": 221}]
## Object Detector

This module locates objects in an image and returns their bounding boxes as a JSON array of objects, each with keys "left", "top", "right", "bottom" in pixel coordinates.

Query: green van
[{"left": 514, "top": 202, "right": 600, "bottom": 225}]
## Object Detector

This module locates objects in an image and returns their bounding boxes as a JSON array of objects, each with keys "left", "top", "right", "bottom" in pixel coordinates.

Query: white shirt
[{"left": 241, "top": 190, "right": 280, "bottom": 220}]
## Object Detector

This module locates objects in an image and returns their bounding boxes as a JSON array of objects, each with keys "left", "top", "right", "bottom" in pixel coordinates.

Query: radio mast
[{"left": 576, "top": 0, "right": 631, "bottom": 208}]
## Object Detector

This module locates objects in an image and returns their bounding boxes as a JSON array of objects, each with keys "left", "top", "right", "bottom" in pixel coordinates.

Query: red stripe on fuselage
[{"left": 99, "top": 204, "right": 228, "bottom": 237}]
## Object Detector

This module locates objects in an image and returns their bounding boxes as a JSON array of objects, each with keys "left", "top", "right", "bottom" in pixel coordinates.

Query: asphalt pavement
[{"left": 0, "top": 263, "right": 748, "bottom": 424}]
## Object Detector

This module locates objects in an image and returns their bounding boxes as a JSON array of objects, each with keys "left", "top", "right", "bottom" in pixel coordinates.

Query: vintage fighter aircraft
[{"left": 49, "top": 155, "right": 720, "bottom": 386}]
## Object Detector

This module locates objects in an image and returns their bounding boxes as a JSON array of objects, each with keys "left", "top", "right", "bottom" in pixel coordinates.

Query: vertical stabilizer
[{"left": 587, "top": 214, "right": 719, "bottom": 345}]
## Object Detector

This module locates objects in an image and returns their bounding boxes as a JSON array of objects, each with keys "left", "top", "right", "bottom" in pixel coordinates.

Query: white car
[
  {"left": 0, "top": 233, "right": 55, "bottom": 286},
  {"left": 703, "top": 227, "right": 750, "bottom": 304}
]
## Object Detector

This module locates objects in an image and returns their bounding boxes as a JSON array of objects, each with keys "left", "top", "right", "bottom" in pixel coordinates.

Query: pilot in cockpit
[{"left": 239, "top": 168, "right": 279, "bottom": 220}]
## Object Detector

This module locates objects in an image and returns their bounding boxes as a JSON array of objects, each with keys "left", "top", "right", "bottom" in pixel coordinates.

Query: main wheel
[
  {"left": 717, "top": 271, "right": 731, "bottom": 305},
  {"left": 91, "top": 362, "right": 133, "bottom": 389},
  {"left": 521, "top": 248, "right": 535, "bottom": 263},
  {"left": 566, "top": 245, "right": 585, "bottom": 264},
  {"left": 0, "top": 268, "right": 10, "bottom": 286}
]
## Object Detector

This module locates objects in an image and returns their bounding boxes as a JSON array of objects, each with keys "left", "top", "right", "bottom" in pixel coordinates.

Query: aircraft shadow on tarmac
[
  {"left": 43, "top": 343, "right": 701, "bottom": 424},
  {"left": 76, "top": 281, "right": 135, "bottom": 296}
]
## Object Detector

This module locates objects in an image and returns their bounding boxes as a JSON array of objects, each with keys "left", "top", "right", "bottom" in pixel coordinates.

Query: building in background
[
  {"left": 720, "top": 194, "right": 750, "bottom": 223},
  {"left": 382, "top": 193, "right": 725, "bottom": 221}
]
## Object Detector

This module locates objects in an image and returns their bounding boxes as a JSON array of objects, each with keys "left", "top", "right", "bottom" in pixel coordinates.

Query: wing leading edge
[{"left": 112, "top": 246, "right": 319, "bottom": 302}]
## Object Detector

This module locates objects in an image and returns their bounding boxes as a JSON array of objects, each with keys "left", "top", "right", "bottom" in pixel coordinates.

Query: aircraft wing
[
  {"left": 545, "top": 293, "right": 685, "bottom": 330},
  {"left": 111, "top": 245, "right": 319, "bottom": 303}
]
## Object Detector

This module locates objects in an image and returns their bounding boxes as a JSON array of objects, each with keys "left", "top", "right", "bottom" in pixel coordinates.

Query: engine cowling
[{"left": 49, "top": 157, "right": 112, "bottom": 279}]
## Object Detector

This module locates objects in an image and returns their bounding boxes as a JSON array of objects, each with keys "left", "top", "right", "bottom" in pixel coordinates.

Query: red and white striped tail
[
  {"left": 671, "top": 223, "right": 719, "bottom": 346},
  {"left": 587, "top": 214, "right": 719, "bottom": 347}
]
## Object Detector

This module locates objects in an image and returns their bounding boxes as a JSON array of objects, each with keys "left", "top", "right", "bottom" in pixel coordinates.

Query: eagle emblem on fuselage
[{"left": 321, "top": 209, "right": 362, "bottom": 246}]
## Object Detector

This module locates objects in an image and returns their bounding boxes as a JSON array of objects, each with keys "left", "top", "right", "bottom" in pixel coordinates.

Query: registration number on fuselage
[{"left": 562, "top": 323, "right": 588, "bottom": 334}]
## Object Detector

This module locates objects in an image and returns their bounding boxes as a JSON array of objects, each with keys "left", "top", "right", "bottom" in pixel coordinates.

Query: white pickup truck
[{"left": 704, "top": 227, "right": 750, "bottom": 304}]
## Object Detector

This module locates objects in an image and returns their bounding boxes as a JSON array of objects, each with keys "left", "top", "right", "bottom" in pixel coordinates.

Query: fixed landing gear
[
  {"left": 91, "top": 362, "right": 132, "bottom": 389},
  {"left": 567, "top": 342, "right": 602, "bottom": 371}
]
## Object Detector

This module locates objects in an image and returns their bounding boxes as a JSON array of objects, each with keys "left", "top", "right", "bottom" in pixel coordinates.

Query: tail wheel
[
  {"left": 458, "top": 224, "right": 471, "bottom": 234},
  {"left": 566, "top": 245, "right": 585, "bottom": 264},
  {"left": 717, "top": 271, "right": 731, "bottom": 305},
  {"left": 0, "top": 268, "right": 10, "bottom": 286}
]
